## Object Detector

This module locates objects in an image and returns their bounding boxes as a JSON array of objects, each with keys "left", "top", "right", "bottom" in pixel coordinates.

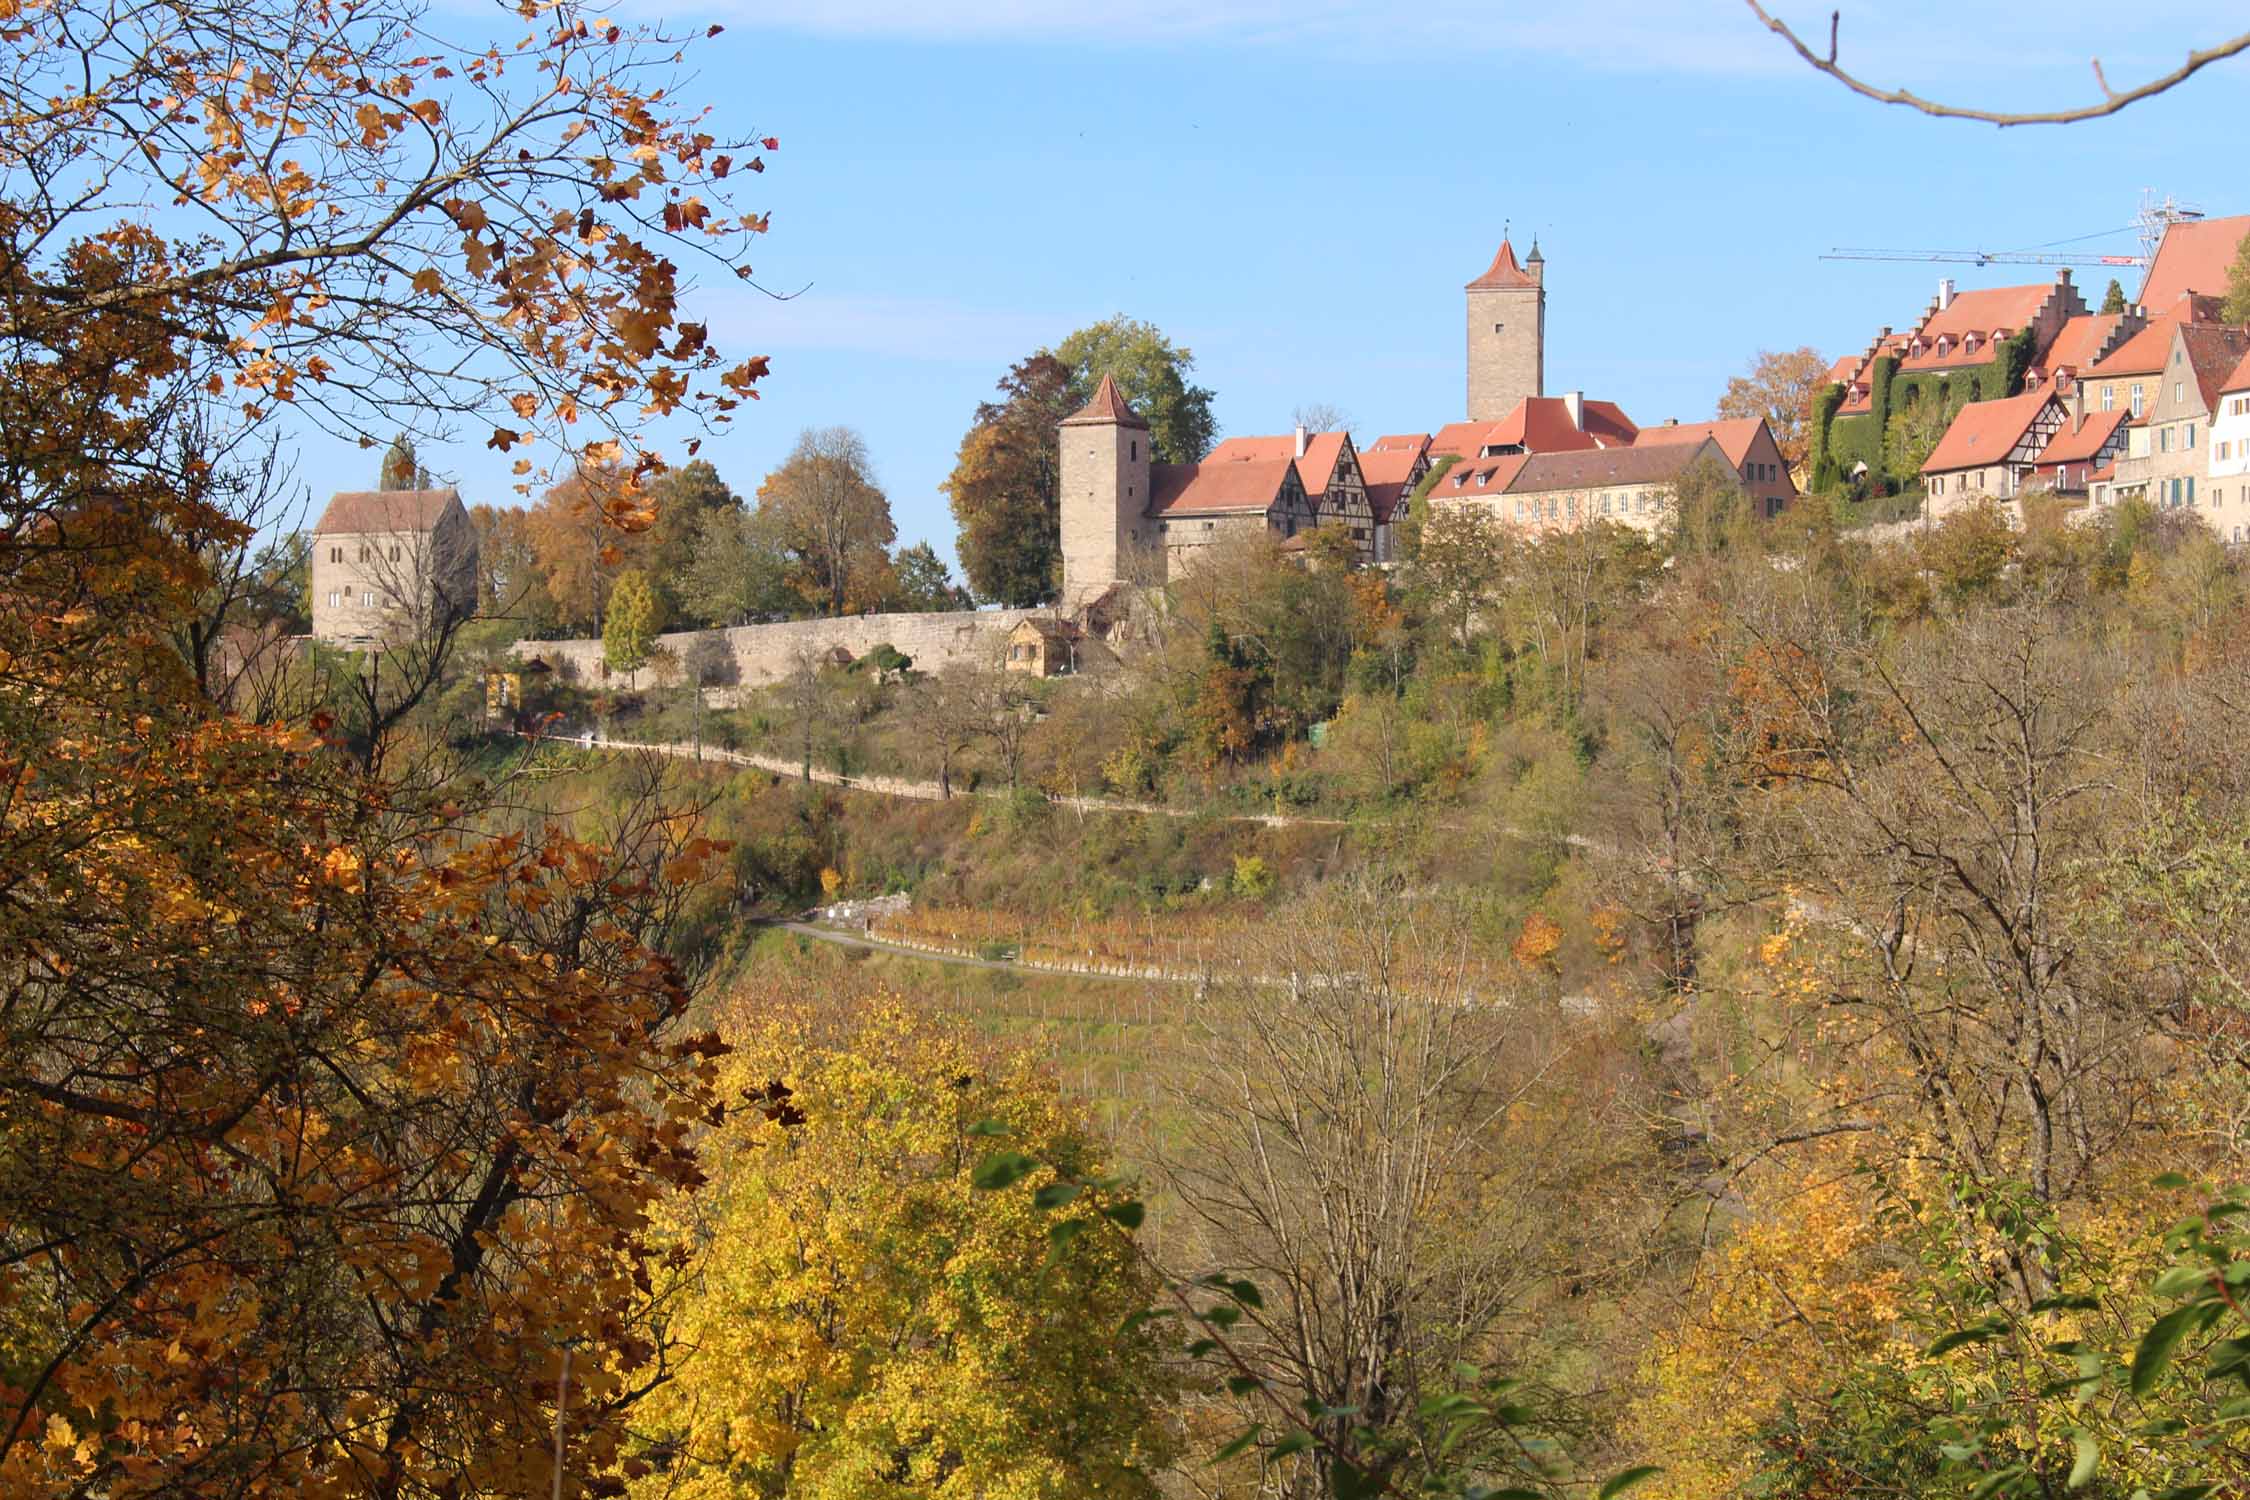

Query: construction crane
[
  {"left": 1819, "top": 192, "right": 2202, "bottom": 274},
  {"left": 1822, "top": 248, "right": 2145, "bottom": 268}
]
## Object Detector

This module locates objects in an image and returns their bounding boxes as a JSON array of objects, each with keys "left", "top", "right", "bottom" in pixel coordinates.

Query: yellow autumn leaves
[{"left": 630, "top": 992, "right": 1177, "bottom": 1500}]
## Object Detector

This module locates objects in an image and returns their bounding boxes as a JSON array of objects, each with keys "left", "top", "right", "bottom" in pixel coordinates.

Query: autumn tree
[
  {"left": 605, "top": 568, "right": 664, "bottom": 685},
  {"left": 2225, "top": 226, "right": 2250, "bottom": 323},
  {"left": 1409, "top": 502, "right": 1507, "bottom": 651},
  {"left": 526, "top": 464, "right": 640, "bottom": 635},
  {"left": 1716, "top": 346, "right": 1828, "bottom": 467},
  {"left": 943, "top": 353, "right": 1076, "bottom": 605},
  {"left": 0, "top": 0, "right": 771, "bottom": 1490},
  {"left": 635, "top": 993, "right": 1175, "bottom": 1500},
  {"left": 467, "top": 502, "right": 563, "bottom": 634},
  {"left": 678, "top": 505, "right": 794, "bottom": 626},
  {"left": 755, "top": 427, "right": 898, "bottom": 616},
  {"left": 642, "top": 460, "right": 744, "bottom": 626},
  {"left": 1051, "top": 315, "right": 1218, "bottom": 464}
]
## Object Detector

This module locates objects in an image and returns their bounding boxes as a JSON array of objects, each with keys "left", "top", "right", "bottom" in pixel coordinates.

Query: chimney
[
  {"left": 1293, "top": 422, "right": 1307, "bottom": 458},
  {"left": 1664, "top": 417, "right": 1679, "bottom": 427},
  {"left": 1563, "top": 390, "right": 1584, "bottom": 430},
  {"left": 1937, "top": 277, "right": 1956, "bottom": 311},
  {"left": 2070, "top": 383, "right": 2086, "bottom": 433}
]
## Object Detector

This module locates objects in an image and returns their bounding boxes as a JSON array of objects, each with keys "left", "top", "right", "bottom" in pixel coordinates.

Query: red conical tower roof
[
  {"left": 1060, "top": 373, "right": 1150, "bottom": 429},
  {"left": 1467, "top": 238, "right": 1540, "bottom": 290}
]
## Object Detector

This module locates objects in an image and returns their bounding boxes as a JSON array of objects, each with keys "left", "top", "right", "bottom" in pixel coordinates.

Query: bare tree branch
[{"left": 1745, "top": 3, "right": 2250, "bottom": 126}]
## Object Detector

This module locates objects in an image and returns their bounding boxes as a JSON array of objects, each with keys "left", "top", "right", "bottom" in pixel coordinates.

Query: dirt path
[
  {"left": 561, "top": 732, "right": 1349, "bottom": 828},
  {"left": 768, "top": 919, "right": 1198, "bottom": 985}
]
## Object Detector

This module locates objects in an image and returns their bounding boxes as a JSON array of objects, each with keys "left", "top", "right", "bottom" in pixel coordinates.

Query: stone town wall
[{"left": 515, "top": 607, "right": 1038, "bottom": 691}]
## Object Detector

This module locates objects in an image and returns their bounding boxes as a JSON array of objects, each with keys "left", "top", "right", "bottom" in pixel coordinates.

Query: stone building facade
[
  {"left": 1426, "top": 437, "right": 1730, "bottom": 537},
  {"left": 310, "top": 488, "right": 478, "bottom": 646},
  {"left": 2211, "top": 352, "right": 2250, "bottom": 523},
  {"left": 1464, "top": 237, "right": 1545, "bottom": 423},
  {"left": 1056, "top": 376, "right": 1160, "bottom": 607},
  {"left": 2110, "top": 321, "right": 2250, "bottom": 514},
  {"left": 1919, "top": 389, "right": 2068, "bottom": 515},
  {"left": 1058, "top": 378, "right": 1336, "bottom": 601}
]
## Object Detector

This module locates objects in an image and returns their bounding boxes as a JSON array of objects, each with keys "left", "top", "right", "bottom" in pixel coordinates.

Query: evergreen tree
[
  {"left": 379, "top": 432, "right": 420, "bottom": 490},
  {"left": 2100, "top": 278, "right": 2128, "bottom": 315}
]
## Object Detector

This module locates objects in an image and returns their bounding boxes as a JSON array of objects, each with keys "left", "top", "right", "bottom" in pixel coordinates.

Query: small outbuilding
[
  {"left": 1005, "top": 617, "right": 1085, "bottom": 677},
  {"left": 486, "top": 655, "right": 554, "bottom": 723}
]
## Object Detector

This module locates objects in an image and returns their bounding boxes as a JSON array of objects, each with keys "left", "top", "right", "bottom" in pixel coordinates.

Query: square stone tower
[
  {"left": 1057, "top": 374, "right": 1151, "bottom": 605},
  {"left": 1465, "top": 237, "right": 1545, "bottom": 422}
]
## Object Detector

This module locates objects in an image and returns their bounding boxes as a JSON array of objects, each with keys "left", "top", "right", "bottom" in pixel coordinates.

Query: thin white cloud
[{"left": 704, "top": 0, "right": 2241, "bottom": 86}]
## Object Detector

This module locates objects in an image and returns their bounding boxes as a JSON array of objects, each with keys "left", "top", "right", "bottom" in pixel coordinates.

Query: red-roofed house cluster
[
  {"left": 1914, "top": 217, "right": 2250, "bottom": 524},
  {"left": 1056, "top": 235, "right": 1805, "bottom": 603}
]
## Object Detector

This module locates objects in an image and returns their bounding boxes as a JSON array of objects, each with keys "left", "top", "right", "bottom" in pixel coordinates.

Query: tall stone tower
[
  {"left": 1465, "top": 236, "right": 1545, "bottom": 422},
  {"left": 1057, "top": 374, "right": 1151, "bottom": 605}
]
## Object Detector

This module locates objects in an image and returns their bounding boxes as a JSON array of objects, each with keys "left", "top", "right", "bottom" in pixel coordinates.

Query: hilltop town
[
  {"left": 284, "top": 207, "right": 2250, "bottom": 696},
  {"left": 24, "top": 5, "right": 2250, "bottom": 1499}
]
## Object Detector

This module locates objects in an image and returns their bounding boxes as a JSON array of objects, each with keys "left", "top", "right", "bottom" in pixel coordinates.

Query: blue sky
[{"left": 314, "top": 0, "right": 2246, "bottom": 574}]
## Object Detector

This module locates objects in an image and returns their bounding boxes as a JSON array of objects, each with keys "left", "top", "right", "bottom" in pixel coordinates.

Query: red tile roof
[
  {"left": 1434, "top": 396, "right": 1637, "bottom": 458},
  {"left": 2084, "top": 315, "right": 2182, "bottom": 381},
  {"left": 2039, "top": 313, "right": 2128, "bottom": 377},
  {"left": 2222, "top": 346, "right": 2250, "bottom": 397},
  {"left": 1359, "top": 442, "right": 1430, "bottom": 525},
  {"left": 313, "top": 488, "right": 462, "bottom": 535},
  {"left": 1061, "top": 374, "right": 1148, "bottom": 429},
  {"left": 1918, "top": 283, "right": 2052, "bottom": 343},
  {"left": 2139, "top": 215, "right": 2250, "bottom": 313},
  {"left": 1836, "top": 333, "right": 1910, "bottom": 414},
  {"left": 1466, "top": 238, "right": 1539, "bottom": 291},
  {"left": 1579, "top": 399, "right": 1639, "bottom": 446},
  {"left": 1149, "top": 458, "right": 1299, "bottom": 516},
  {"left": 1206, "top": 431, "right": 1351, "bottom": 494},
  {"left": 2035, "top": 406, "right": 2129, "bottom": 466},
  {"left": 1632, "top": 417, "right": 1766, "bottom": 469},
  {"left": 1895, "top": 282, "right": 2070, "bottom": 375},
  {"left": 1504, "top": 440, "right": 1723, "bottom": 494},
  {"left": 2180, "top": 324, "right": 2250, "bottom": 411},
  {"left": 1429, "top": 420, "right": 1497, "bottom": 460},
  {"left": 1366, "top": 433, "right": 1429, "bottom": 453},
  {"left": 1921, "top": 389, "right": 2061, "bottom": 475},
  {"left": 1822, "top": 354, "right": 1858, "bottom": 386},
  {"left": 1429, "top": 454, "right": 1530, "bottom": 499}
]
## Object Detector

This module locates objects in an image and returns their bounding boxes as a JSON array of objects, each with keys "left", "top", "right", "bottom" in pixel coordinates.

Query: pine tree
[
  {"left": 379, "top": 432, "right": 419, "bottom": 490},
  {"left": 2100, "top": 278, "right": 2128, "bottom": 315}
]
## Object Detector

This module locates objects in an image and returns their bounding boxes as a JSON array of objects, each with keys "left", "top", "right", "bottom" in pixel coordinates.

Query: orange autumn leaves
[
  {"left": 0, "top": 0, "right": 764, "bottom": 1487},
  {"left": 1, "top": 0, "right": 771, "bottom": 487}
]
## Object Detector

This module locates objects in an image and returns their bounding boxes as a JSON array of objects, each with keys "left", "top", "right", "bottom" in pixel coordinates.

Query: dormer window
[
  {"left": 1474, "top": 470, "right": 1488, "bottom": 487},
  {"left": 1935, "top": 335, "right": 1952, "bottom": 356},
  {"left": 1963, "top": 334, "right": 1980, "bottom": 354}
]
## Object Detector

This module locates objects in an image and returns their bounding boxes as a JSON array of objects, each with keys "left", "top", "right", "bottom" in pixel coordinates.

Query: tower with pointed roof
[
  {"left": 1057, "top": 374, "right": 1153, "bottom": 605},
  {"left": 1465, "top": 236, "right": 1545, "bottom": 423}
]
